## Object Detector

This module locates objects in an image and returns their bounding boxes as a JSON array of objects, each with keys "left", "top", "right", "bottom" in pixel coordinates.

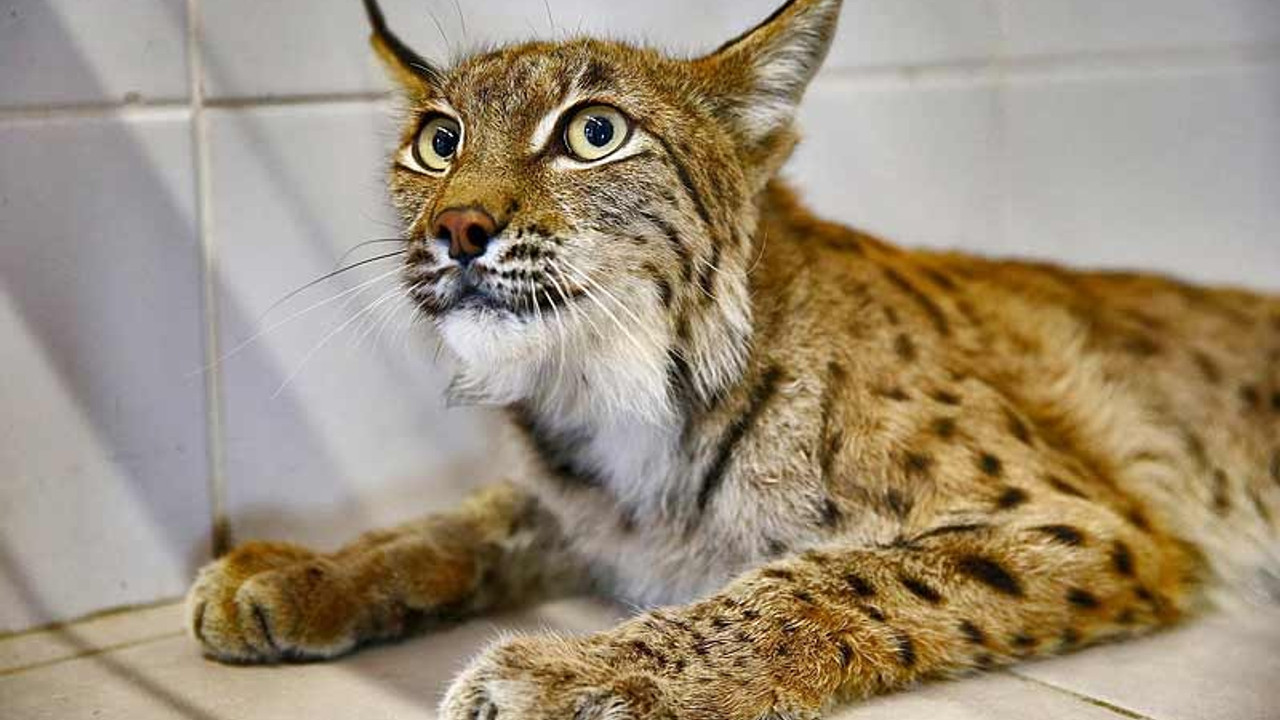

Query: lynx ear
[
  {"left": 363, "top": 0, "right": 442, "bottom": 92},
  {"left": 700, "top": 0, "right": 842, "bottom": 141}
]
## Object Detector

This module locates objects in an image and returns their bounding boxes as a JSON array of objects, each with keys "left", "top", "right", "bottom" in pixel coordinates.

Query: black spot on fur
[
  {"left": 819, "top": 497, "right": 843, "bottom": 528},
  {"left": 924, "top": 267, "right": 958, "bottom": 292},
  {"left": 510, "top": 406, "right": 602, "bottom": 490},
  {"left": 1270, "top": 392, "right": 1280, "bottom": 413},
  {"left": 650, "top": 136, "right": 715, "bottom": 238},
  {"left": 883, "top": 267, "right": 951, "bottom": 336},
  {"left": 860, "top": 605, "right": 887, "bottom": 623},
  {"left": 959, "top": 620, "right": 986, "bottom": 645},
  {"left": 845, "top": 573, "right": 877, "bottom": 598},
  {"left": 885, "top": 488, "right": 914, "bottom": 518},
  {"left": 957, "top": 555, "right": 1024, "bottom": 596},
  {"left": 895, "top": 333, "right": 918, "bottom": 362},
  {"left": 1239, "top": 384, "right": 1261, "bottom": 410},
  {"left": 1033, "top": 524, "right": 1086, "bottom": 546},
  {"left": 1213, "top": 469, "right": 1232, "bottom": 515},
  {"left": 1192, "top": 351, "right": 1223, "bottom": 384},
  {"left": 835, "top": 639, "right": 854, "bottom": 668},
  {"left": 878, "top": 386, "right": 911, "bottom": 402},
  {"left": 579, "top": 59, "right": 614, "bottom": 90},
  {"left": 696, "top": 366, "right": 784, "bottom": 514},
  {"left": 1067, "top": 588, "right": 1101, "bottom": 609},
  {"left": 904, "top": 451, "right": 934, "bottom": 478},
  {"left": 894, "top": 632, "right": 918, "bottom": 667},
  {"left": 932, "top": 417, "right": 958, "bottom": 439},
  {"left": 1011, "top": 634, "right": 1036, "bottom": 650},
  {"left": 1005, "top": 408, "right": 1033, "bottom": 445},
  {"left": 1112, "top": 541, "right": 1135, "bottom": 577},
  {"left": 630, "top": 640, "right": 666, "bottom": 667},
  {"left": 916, "top": 523, "right": 988, "bottom": 541},
  {"left": 932, "top": 390, "right": 962, "bottom": 406},
  {"left": 1046, "top": 475, "right": 1088, "bottom": 499},
  {"left": 1127, "top": 508, "right": 1152, "bottom": 532},
  {"left": 997, "top": 486, "right": 1029, "bottom": 510},
  {"left": 761, "top": 568, "right": 795, "bottom": 582},
  {"left": 978, "top": 453, "right": 1003, "bottom": 478},
  {"left": 900, "top": 575, "right": 944, "bottom": 604}
]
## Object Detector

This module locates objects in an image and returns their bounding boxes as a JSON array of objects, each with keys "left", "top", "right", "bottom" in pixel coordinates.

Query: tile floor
[{"left": 2, "top": 601, "right": 1276, "bottom": 719}]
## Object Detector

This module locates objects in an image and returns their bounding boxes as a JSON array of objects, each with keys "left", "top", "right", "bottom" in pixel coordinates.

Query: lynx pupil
[
  {"left": 433, "top": 126, "right": 460, "bottom": 158},
  {"left": 583, "top": 115, "right": 614, "bottom": 148}
]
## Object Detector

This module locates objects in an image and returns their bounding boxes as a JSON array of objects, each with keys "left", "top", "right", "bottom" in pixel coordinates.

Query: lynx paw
[
  {"left": 440, "top": 635, "right": 675, "bottom": 720},
  {"left": 186, "top": 542, "right": 365, "bottom": 663}
]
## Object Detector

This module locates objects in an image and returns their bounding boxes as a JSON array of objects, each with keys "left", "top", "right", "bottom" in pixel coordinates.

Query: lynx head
[{"left": 365, "top": 0, "right": 841, "bottom": 422}]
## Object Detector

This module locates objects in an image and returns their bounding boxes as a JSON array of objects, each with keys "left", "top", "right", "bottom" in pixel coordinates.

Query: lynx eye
[
  {"left": 565, "top": 105, "right": 628, "bottom": 162},
  {"left": 412, "top": 115, "right": 462, "bottom": 173}
]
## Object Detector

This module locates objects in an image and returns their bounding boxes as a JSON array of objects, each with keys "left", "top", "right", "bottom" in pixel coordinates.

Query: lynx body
[{"left": 187, "top": 1, "right": 1280, "bottom": 717}]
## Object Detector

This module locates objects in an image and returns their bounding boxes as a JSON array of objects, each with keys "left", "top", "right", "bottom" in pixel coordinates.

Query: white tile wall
[
  {"left": 789, "top": 80, "right": 1000, "bottom": 251},
  {"left": 1002, "top": 65, "right": 1280, "bottom": 289},
  {"left": 0, "top": 114, "right": 209, "bottom": 630},
  {"left": 0, "top": 0, "right": 189, "bottom": 108},
  {"left": 2, "top": 0, "right": 1279, "bottom": 632},
  {"left": 1004, "top": 0, "right": 1280, "bottom": 58}
]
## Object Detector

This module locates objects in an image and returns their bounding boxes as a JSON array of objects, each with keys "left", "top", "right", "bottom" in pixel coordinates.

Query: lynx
[{"left": 187, "top": 1, "right": 1280, "bottom": 717}]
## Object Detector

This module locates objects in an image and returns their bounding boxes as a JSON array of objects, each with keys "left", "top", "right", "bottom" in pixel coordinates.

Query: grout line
[
  {"left": 187, "top": 0, "right": 230, "bottom": 557},
  {"left": 3, "top": 44, "right": 1277, "bottom": 123},
  {"left": 204, "top": 90, "right": 392, "bottom": 109},
  {"left": 0, "top": 599, "right": 182, "bottom": 644},
  {"left": 1009, "top": 672, "right": 1159, "bottom": 720},
  {"left": 0, "top": 101, "right": 191, "bottom": 123},
  {"left": 0, "top": 632, "right": 186, "bottom": 680}
]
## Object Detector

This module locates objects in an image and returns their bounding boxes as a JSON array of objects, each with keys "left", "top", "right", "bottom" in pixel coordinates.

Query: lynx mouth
[{"left": 409, "top": 264, "right": 582, "bottom": 319}]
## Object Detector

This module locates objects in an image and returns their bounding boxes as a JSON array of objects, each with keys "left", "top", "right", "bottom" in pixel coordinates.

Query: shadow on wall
[
  {"left": 0, "top": 5, "right": 450, "bottom": 714},
  {"left": 0, "top": 2, "right": 472, "bottom": 631}
]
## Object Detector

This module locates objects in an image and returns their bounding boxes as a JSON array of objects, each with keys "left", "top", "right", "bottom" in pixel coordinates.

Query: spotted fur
[{"left": 187, "top": 1, "right": 1280, "bottom": 717}]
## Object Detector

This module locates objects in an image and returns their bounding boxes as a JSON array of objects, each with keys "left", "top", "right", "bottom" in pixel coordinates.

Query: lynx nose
[{"left": 433, "top": 207, "right": 498, "bottom": 264}]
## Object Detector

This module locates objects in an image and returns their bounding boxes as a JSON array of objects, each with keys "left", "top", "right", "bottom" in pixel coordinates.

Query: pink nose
[{"left": 433, "top": 207, "right": 497, "bottom": 263}]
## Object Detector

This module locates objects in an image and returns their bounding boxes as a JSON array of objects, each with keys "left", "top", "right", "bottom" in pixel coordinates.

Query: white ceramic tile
[
  {"left": 0, "top": 603, "right": 184, "bottom": 675},
  {"left": 0, "top": 113, "right": 210, "bottom": 632},
  {"left": 1017, "top": 608, "right": 1280, "bottom": 720},
  {"left": 1004, "top": 0, "right": 1280, "bottom": 58},
  {"left": 0, "top": 598, "right": 625, "bottom": 719},
  {"left": 787, "top": 80, "right": 1000, "bottom": 253},
  {"left": 826, "top": 0, "right": 1001, "bottom": 71},
  {"left": 0, "top": 0, "right": 188, "bottom": 108},
  {"left": 1002, "top": 66, "right": 1280, "bottom": 291},
  {"left": 199, "top": 0, "right": 1000, "bottom": 100},
  {"left": 206, "top": 101, "right": 510, "bottom": 551}
]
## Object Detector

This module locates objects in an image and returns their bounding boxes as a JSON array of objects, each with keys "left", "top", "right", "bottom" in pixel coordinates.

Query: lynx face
[{"left": 371, "top": 1, "right": 842, "bottom": 417}]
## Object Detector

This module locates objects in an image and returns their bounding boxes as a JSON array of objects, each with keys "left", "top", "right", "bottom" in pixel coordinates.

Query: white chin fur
[{"left": 435, "top": 301, "right": 675, "bottom": 425}]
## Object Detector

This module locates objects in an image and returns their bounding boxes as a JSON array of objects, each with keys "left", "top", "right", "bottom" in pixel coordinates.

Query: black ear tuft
[{"left": 363, "top": 0, "right": 442, "bottom": 89}]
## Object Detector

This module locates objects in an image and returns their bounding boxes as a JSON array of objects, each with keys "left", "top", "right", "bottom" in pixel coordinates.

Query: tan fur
[{"left": 187, "top": 1, "right": 1279, "bottom": 716}]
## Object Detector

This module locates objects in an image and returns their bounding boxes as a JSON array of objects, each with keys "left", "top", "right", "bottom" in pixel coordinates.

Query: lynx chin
[{"left": 187, "top": 1, "right": 1280, "bottom": 717}]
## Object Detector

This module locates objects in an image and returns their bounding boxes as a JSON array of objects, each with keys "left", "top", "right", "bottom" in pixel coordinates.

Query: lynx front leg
[
  {"left": 441, "top": 517, "right": 1197, "bottom": 719},
  {"left": 187, "top": 483, "right": 583, "bottom": 663}
]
